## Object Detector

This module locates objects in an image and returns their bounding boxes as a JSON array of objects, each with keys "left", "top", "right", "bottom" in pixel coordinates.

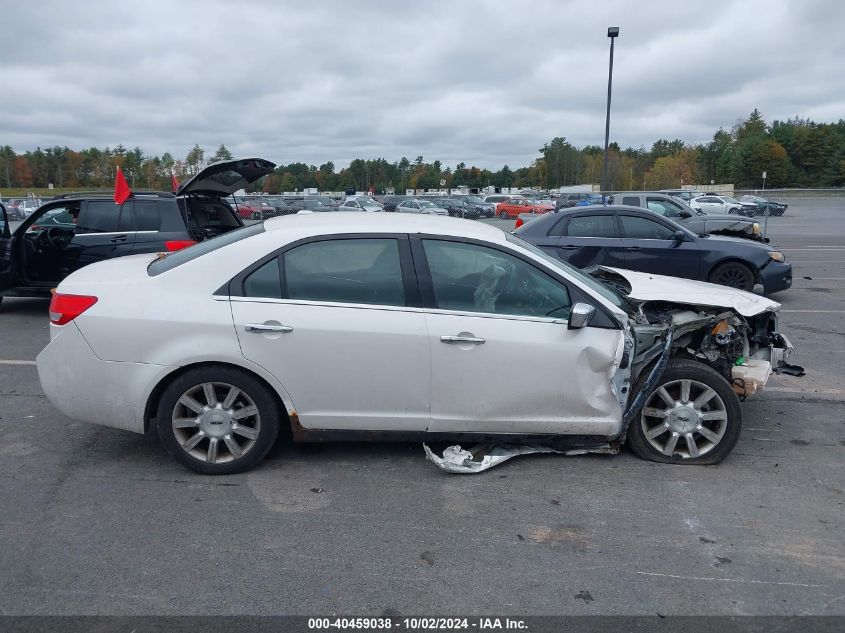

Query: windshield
[
  {"left": 463, "top": 196, "right": 485, "bottom": 204},
  {"left": 418, "top": 201, "right": 437, "bottom": 208},
  {"left": 724, "top": 197, "right": 741, "bottom": 204},
  {"left": 505, "top": 233, "right": 625, "bottom": 310}
]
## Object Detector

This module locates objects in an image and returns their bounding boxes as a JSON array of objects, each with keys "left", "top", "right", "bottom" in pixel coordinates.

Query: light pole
[{"left": 601, "top": 26, "right": 620, "bottom": 198}]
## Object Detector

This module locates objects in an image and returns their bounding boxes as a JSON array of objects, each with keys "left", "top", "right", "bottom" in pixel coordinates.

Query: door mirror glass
[
  {"left": 568, "top": 302, "right": 595, "bottom": 329},
  {"left": 673, "top": 230, "right": 686, "bottom": 242},
  {"left": 678, "top": 210, "right": 692, "bottom": 218}
]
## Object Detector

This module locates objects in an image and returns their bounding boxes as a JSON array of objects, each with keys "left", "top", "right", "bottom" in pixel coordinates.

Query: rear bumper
[
  {"left": 759, "top": 260, "right": 792, "bottom": 294},
  {"left": 36, "top": 322, "right": 174, "bottom": 434}
]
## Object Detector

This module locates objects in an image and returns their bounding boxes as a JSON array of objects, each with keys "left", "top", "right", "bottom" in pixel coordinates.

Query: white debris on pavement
[{"left": 423, "top": 442, "right": 617, "bottom": 474}]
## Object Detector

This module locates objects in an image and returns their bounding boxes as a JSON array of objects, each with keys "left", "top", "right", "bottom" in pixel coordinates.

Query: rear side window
[
  {"left": 283, "top": 238, "right": 405, "bottom": 306},
  {"left": 565, "top": 215, "right": 618, "bottom": 238},
  {"left": 77, "top": 200, "right": 123, "bottom": 233},
  {"left": 148, "top": 222, "right": 265, "bottom": 276},
  {"left": 134, "top": 201, "right": 162, "bottom": 231},
  {"left": 620, "top": 215, "right": 675, "bottom": 240}
]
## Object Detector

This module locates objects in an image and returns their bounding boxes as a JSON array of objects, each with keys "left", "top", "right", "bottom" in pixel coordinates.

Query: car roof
[{"left": 263, "top": 212, "right": 507, "bottom": 243}]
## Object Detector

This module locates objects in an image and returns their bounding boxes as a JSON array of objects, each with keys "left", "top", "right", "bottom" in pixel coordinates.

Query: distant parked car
[
  {"left": 608, "top": 192, "right": 764, "bottom": 242},
  {"left": 495, "top": 198, "right": 550, "bottom": 219},
  {"left": 738, "top": 195, "right": 788, "bottom": 217},
  {"left": 396, "top": 199, "right": 449, "bottom": 215},
  {"left": 380, "top": 196, "right": 406, "bottom": 212},
  {"left": 340, "top": 197, "right": 383, "bottom": 212},
  {"left": 556, "top": 193, "right": 598, "bottom": 209},
  {"left": 17, "top": 198, "right": 43, "bottom": 218},
  {"left": 514, "top": 205, "right": 791, "bottom": 293},
  {"left": 690, "top": 195, "right": 758, "bottom": 217},
  {"left": 659, "top": 190, "right": 707, "bottom": 203},
  {"left": 454, "top": 195, "right": 495, "bottom": 218}
]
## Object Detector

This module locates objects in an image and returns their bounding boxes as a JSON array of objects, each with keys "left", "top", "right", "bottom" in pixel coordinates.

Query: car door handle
[
  {"left": 110, "top": 235, "right": 129, "bottom": 243},
  {"left": 440, "top": 335, "right": 485, "bottom": 345},
  {"left": 245, "top": 323, "right": 293, "bottom": 333},
  {"left": 558, "top": 245, "right": 578, "bottom": 250},
  {"left": 625, "top": 246, "right": 641, "bottom": 251}
]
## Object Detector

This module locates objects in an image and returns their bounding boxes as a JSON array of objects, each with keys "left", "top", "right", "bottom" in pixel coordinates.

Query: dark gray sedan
[
  {"left": 608, "top": 192, "right": 764, "bottom": 242},
  {"left": 514, "top": 206, "right": 792, "bottom": 294}
]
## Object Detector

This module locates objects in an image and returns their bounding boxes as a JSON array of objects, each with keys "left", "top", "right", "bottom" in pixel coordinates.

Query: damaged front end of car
[{"left": 594, "top": 267, "right": 802, "bottom": 412}]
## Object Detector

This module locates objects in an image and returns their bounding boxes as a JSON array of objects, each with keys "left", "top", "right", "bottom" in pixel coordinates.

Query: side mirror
[
  {"left": 673, "top": 230, "right": 686, "bottom": 243},
  {"left": 678, "top": 210, "right": 692, "bottom": 218},
  {"left": 568, "top": 302, "right": 596, "bottom": 330}
]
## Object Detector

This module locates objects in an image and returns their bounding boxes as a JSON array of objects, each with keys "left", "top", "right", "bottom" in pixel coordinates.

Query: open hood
[
  {"left": 176, "top": 158, "right": 276, "bottom": 197},
  {"left": 599, "top": 267, "right": 779, "bottom": 317}
]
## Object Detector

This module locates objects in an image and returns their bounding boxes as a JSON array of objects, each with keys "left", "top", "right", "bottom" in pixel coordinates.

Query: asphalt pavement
[{"left": 0, "top": 198, "right": 843, "bottom": 615}]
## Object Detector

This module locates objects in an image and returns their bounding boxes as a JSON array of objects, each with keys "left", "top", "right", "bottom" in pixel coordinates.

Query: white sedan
[{"left": 37, "top": 214, "right": 797, "bottom": 474}]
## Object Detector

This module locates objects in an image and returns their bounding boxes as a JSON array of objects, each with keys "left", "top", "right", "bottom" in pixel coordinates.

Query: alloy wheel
[
  {"left": 171, "top": 382, "right": 261, "bottom": 464},
  {"left": 640, "top": 378, "right": 728, "bottom": 459}
]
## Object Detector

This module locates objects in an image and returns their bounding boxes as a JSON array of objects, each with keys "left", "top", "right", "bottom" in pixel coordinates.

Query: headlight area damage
[{"left": 425, "top": 267, "right": 803, "bottom": 474}]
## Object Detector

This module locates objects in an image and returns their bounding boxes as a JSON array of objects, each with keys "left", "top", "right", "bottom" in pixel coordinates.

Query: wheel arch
[
  {"left": 706, "top": 256, "right": 761, "bottom": 283},
  {"left": 143, "top": 360, "right": 293, "bottom": 437}
]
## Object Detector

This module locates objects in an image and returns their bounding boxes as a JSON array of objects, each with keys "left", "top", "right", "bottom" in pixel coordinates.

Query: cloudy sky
[{"left": 1, "top": 0, "right": 843, "bottom": 169}]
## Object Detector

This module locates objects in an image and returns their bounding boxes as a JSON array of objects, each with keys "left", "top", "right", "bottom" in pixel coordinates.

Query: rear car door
[
  {"left": 414, "top": 237, "right": 625, "bottom": 435},
  {"left": 230, "top": 235, "right": 431, "bottom": 431},
  {"left": 619, "top": 214, "right": 699, "bottom": 279},
  {"left": 551, "top": 212, "right": 626, "bottom": 269},
  {"left": 68, "top": 200, "right": 136, "bottom": 271},
  {"left": 130, "top": 199, "right": 189, "bottom": 254}
]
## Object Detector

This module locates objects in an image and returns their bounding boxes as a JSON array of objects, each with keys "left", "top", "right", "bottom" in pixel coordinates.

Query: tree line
[{"left": 1, "top": 111, "right": 843, "bottom": 194}]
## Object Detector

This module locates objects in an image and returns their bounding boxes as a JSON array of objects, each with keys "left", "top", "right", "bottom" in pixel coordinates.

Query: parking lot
[{"left": 1, "top": 198, "right": 843, "bottom": 616}]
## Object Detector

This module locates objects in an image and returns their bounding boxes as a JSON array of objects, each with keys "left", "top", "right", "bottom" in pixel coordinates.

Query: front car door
[
  {"left": 0, "top": 203, "right": 12, "bottom": 289},
  {"left": 413, "top": 237, "right": 626, "bottom": 435},
  {"left": 230, "top": 235, "right": 431, "bottom": 431},
  {"left": 618, "top": 213, "right": 700, "bottom": 279}
]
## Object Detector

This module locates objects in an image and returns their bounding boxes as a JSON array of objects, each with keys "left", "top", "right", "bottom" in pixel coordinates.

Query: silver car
[
  {"left": 396, "top": 199, "right": 449, "bottom": 216},
  {"left": 340, "top": 197, "right": 383, "bottom": 212}
]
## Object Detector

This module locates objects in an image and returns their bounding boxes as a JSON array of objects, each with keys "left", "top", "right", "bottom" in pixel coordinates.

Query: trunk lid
[{"left": 176, "top": 158, "right": 276, "bottom": 197}]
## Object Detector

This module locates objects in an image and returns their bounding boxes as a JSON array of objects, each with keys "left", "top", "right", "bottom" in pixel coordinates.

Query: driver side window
[{"left": 422, "top": 240, "right": 571, "bottom": 319}]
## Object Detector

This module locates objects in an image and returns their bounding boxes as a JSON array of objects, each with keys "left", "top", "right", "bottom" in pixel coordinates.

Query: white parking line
[
  {"left": 780, "top": 248, "right": 845, "bottom": 251},
  {"left": 790, "top": 260, "right": 845, "bottom": 263},
  {"left": 782, "top": 308, "right": 845, "bottom": 313},
  {"left": 0, "top": 360, "right": 36, "bottom": 365}
]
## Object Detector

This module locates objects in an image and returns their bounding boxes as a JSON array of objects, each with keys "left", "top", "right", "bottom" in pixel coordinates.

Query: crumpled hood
[{"left": 600, "top": 267, "right": 779, "bottom": 317}]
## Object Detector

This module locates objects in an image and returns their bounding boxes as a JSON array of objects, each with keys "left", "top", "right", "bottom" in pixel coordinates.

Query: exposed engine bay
[{"left": 591, "top": 267, "right": 803, "bottom": 400}]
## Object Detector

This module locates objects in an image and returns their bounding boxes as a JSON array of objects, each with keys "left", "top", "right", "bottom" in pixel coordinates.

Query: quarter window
[
  {"left": 620, "top": 216, "right": 675, "bottom": 240},
  {"left": 422, "top": 240, "right": 571, "bottom": 319},
  {"left": 243, "top": 258, "right": 282, "bottom": 298},
  {"left": 622, "top": 196, "right": 640, "bottom": 206},
  {"left": 283, "top": 238, "right": 405, "bottom": 306}
]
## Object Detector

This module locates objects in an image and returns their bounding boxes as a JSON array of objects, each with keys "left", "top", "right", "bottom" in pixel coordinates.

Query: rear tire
[
  {"left": 156, "top": 366, "right": 280, "bottom": 474},
  {"left": 626, "top": 359, "right": 742, "bottom": 465},
  {"left": 499, "top": 210, "right": 508, "bottom": 219},
  {"left": 709, "top": 262, "right": 755, "bottom": 291}
]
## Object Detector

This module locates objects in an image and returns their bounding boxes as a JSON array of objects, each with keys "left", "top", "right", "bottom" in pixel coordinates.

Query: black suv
[{"left": 0, "top": 158, "right": 275, "bottom": 304}]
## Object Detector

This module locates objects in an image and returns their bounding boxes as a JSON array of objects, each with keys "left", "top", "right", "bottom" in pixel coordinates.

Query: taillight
[
  {"left": 165, "top": 240, "right": 196, "bottom": 252},
  {"left": 514, "top": 218, "right": 524, "bottom": 229},
  {"left": 49, "top": 293, "right": 98, "bottom": 326}
]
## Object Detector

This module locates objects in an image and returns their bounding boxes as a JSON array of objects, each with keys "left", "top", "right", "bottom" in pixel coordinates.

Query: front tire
[
  {"left": 709, "top": 261, "right": 755, "bottom": 291},
  {"left": 156, "top": 366, "right": 280, "bottom": 474},
  {"left": 627, "top": 359, "right": 742, "bottom": 465}
]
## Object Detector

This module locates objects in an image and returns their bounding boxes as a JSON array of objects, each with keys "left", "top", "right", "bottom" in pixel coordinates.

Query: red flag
[
  {"left": 114, "top": 166, "right": 131, "bottom": 205},
  {"left": 171, "top": 173, "right": 180, "bottom": 192}
]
